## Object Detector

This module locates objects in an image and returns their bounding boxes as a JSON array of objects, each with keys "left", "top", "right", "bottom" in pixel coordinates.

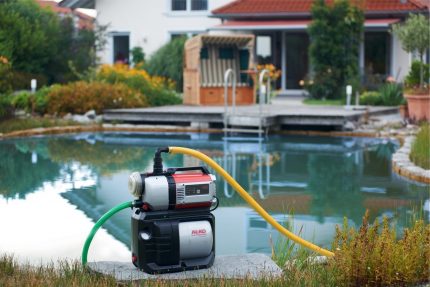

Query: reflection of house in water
[{"left": 60, "top": 132, "right": 429, "bottom": 254}]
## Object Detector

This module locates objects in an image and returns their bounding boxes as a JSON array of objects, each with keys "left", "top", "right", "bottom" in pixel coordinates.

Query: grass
[
  {"left": 0, "top": 117, "right": 80, "bottom": 134},
  {"left": 410, "top": 123, "right": 430, "bottom": 169},
  {"left": 0, "top": 212, "right": 428, "bottom": 286},
  {"left": 303, "top": 98, "right": 344, "bottom": 106}
]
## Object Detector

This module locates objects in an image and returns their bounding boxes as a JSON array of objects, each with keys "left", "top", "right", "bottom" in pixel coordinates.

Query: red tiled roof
[
  {"left": 36, "top": 0, "right": 94, "bottom": 29},
  {"left": 212, "top": 0, "right": 428, "bottom": 16}
]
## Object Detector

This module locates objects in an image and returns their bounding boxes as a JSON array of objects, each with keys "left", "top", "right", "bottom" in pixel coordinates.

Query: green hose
[{"left": 81, "top": 201, "right": 133, "bottom": 266}]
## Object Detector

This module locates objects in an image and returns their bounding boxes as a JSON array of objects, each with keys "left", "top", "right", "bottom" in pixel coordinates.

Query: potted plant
[{"left": 393, "top": 14, "right": 430, "bottom": 122}]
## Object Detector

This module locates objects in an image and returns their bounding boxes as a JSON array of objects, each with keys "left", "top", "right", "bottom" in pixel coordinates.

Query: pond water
[{"left": 0, "top": 132, "right": 428, "bottom": 265}]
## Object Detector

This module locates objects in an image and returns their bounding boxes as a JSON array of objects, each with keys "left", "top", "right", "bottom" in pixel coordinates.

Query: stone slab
[{"left": 88, "top": 253, "right": 283, "bottom": 281}]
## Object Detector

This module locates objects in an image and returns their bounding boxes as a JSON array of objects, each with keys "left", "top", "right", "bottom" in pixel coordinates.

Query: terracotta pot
[
  {"left": 399, "top": 104, "right": 408, "bottom": 119},
  {"left": 406, "top": 94, "right": 430, "bottom": 122}
]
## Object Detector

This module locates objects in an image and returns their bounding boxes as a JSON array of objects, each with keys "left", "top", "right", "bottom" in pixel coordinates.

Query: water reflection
[{"left": 0, "top": 132, "right": 428, "bottom": 263}]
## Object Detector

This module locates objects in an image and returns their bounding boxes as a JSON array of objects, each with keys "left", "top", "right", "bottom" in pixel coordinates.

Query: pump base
[{"left": 131, "top": 209, "right": 215, "bottom": 274}]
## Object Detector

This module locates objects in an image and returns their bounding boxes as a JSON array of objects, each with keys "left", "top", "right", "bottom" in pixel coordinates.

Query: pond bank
[{"left": 1, "top": 117, "right": 428, "bottom": 185}]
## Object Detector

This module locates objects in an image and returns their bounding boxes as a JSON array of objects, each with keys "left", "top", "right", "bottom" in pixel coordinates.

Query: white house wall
[
  {"left": 95, "top": 0, "right": 231, "bottom": 64},
  {"left": 391, "top": 33, "right": 411, "bottom": 82}
]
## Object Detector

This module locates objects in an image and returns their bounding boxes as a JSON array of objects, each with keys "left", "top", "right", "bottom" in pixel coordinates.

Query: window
[
  {"left": 191, "top": 0, "right": 207, "bottom": 11},
  {"left": 113, "top": 35, "right": 130, "bottom": 64},
  {"left": 170, "top": 0, "right": 208, "bottom": 12},
  {"left": 256, "top": 35, "right": 272, "bottom": 64},
  {"left": 219, "top": 47, "right": 234, "bottom": 59},
  {"left": 171, "top": 33, "right": 187, "bottom": 41},
  {"left": 171, "top": 0, "right": 186, "bottom": 11},
  {"left": 200, "top": 47, "right": 209, "bottom": 59}
]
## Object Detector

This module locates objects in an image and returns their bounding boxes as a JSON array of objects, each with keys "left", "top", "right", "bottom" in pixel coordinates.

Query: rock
[
  {"left": 72, "top": 114, "right": 91, "bottom": 124},
  {"left": 88, "top": 253, "right": 283, "bottom": 281},
  {"left": 84, "top": 110, "right": 96, "bottom": 120},
  {"left": 343, "top": 121, "right": 355, "bottom": 131},
  {"left": 95, "top": 115, "right": 103, "bottom": 123},
  {"left": 63, "top": 113, "right": 73, "bottom": 121}
]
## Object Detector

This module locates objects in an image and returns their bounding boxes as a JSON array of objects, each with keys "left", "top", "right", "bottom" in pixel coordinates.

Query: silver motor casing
[
  {"left": 141, "top": 176, "right": 169, "bottom": 210},
  {"left": 179, "top": 220, "right": 213, "bottom": 259}
]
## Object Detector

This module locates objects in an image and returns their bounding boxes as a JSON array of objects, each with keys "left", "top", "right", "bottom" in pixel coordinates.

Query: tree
[
  {"left": 392, "top": 14, "right": 430, "bottom": 88},
  {"left": 308, "top": 0, "right": 364, "bottom": 99},
  {"left": 145, "top": 36, "right": 187, "bottom": 92},
  {"left": 0, "top": 0, "right": 105, "bottom": 87}
]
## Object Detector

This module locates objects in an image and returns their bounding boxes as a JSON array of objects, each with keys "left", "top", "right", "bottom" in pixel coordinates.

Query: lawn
[{"left": 303, "top": 98, "right": 344, "bottom": 106}]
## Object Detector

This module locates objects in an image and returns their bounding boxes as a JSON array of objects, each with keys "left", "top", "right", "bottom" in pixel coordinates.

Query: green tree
[
  {"left": 0, "top": 0, "right": 104, "bottom": 86},
  {"left": 308, "top": 0, "right": 364, "bottom": 99},
  {"left": 392, "top": 14, "right": 430, "bottom": 88},
  {"left": 145, "top": 36, "right": 187, "bottom": 92}
]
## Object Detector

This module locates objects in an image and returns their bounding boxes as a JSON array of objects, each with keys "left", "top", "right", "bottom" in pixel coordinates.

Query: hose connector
[{"left": 152, "top": 147, "right": 169, "bottom": 175}]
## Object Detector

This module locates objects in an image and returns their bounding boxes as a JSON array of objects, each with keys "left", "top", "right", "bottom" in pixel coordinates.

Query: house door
[
  {"left": 285, "top": 33, "right": 309, "bottom": 89},
  {"left": 113, "top": 35, "right": 130, "bottom": 64}
]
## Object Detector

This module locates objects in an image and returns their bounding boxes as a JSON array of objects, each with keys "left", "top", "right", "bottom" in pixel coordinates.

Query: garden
[{"left": 0, "top": 0, "right": 184, "bottom": 129}]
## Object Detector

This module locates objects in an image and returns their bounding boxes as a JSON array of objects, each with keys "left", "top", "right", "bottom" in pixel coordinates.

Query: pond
[{"left": 0, "top": 132, "right": 428, "bottom": 265}]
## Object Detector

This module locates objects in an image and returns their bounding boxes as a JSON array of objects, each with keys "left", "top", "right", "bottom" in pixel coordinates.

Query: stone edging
[{"left": 392, "top": 136, "right": 430, "bottom": 184}]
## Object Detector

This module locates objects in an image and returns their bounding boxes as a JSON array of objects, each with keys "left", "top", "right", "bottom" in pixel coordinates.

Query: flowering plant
[{"left": 0, "top": 56, "right": 12, "bottom": 93}]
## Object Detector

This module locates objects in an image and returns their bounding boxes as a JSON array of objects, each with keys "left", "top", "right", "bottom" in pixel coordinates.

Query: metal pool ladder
[{"left": 223, "top": 69, "right": 271, "bottom": 135}]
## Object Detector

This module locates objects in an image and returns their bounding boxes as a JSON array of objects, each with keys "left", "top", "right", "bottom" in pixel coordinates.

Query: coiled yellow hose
[{"left": 169, "top": 146, "right": 335, "bottom": 257}]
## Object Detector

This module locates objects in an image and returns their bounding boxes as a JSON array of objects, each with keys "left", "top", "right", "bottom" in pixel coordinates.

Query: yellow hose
[{"left": 169, "top": 146, "right": 335, "bottom": 258}]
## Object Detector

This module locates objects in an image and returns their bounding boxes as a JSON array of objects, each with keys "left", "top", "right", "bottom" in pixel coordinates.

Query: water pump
[{"left": 127, "top": 148, "right": 218, "bottom": 274}]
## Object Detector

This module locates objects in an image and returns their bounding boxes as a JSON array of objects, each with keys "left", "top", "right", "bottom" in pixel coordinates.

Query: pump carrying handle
[{"left": 166, "top": 166, "right": 210, "bottom": 175}]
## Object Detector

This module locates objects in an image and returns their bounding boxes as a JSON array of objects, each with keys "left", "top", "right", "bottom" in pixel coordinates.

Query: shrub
[
  {"left": 331, "top": 210, "right": 430, "bottom": 286},
  {"left": 97, "top": 64, "right": 180, "bottom": 106},
  {"left": 46, "top": 81, "right": 147, "bottom": 115},
  {"left": 0, "top": 56, "right": 12, "bottom": 94},
  {"left": 11, "top": 71, "right": 48, "bottom": 91},
  {"left": 308, "top": 0, "right": 364, "bottom": 99},
  {"left": 405, "top": 61, "right": 430, "bottom": 87},
  {"left": 410, "top": 123, "right": 430, "bottom": 169},
  {"left": 0, "top": 94, "right": 13, "bottom": 119},
  {"left": 379, "top": 83, "right": 404, "bottom": 106},
  {"left": 11, "top": 86, "right": 51, "bottom": 115},
  {"left": 145, "top": 37, "right": 187, "bottom": 92},
  {"left": 359, "top": 91, "right": 382, "bottom": 106}
]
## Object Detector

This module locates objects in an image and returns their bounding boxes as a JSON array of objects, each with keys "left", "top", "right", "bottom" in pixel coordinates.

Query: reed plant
[{"left": 410, "top": 123, "right": 430, "bottom": 169}]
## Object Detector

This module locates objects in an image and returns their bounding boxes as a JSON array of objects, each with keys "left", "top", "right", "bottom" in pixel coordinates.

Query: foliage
[
  {"left": 359, "top": 91, "right": 382, "bottom": 106},
  {"left": 0, "top": 0, "right": 105, "bottom": 86},
  {"left": 331, "top": 210, "right": 430, "bottom": 286},
  {"left": 308, "top": 0, "right": 364, "bottom": 99},
  {"left": 145, "top": 36, "right": 187, "bottom": 92},
  {"left": 378, "top": 83, "right": 404, "bottom": 106},
  {"left": 10, "top": 71, "right": 48, "bottom": 91},
  {"left": 360, "top": 83, "right": 404, "bottom": 106},
  {"left": 46, "top": 81, "right": 147, "bottom": 115},
  {"left": 130, "top": 46, "right": 145, "bottom": 66},
  {"left": 405, "top": 60, "right": 430, "bottom": 86},
  {"left": 11, "top": 86, "right": 51, "bottom": 115},
  {"left": 393, "top": 14, "right": 430, "bottom": 88},
  {"left": 97, "top": 64, "right": 181, "bottom": 106},
  {"left": 0, "top": 93, "right": 13, "bottom": 119},
  {"left": 410, "top": 123, "right": 430, "bottom": 169},
  {"left": 0, "top": 56, "right": 12, "bottom": 93}
]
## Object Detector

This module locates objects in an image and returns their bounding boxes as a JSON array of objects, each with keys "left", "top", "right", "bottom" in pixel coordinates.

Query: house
[
  {"left": 37, "top": 0, "right": 94, "bottom": 30},
  {"left": 209, "top": 0, "right": 429, "bottom": 94},
  {"left": 60, "top": 0, "right": 429, "bottom": 94},
  {"left": 59, "top": 0, "right": 232, "bottom": 64}
]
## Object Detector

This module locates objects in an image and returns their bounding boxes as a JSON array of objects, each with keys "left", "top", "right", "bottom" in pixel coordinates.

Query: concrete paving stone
[{"left": 88, "top": 253, "right": 283, "bottom": 281}]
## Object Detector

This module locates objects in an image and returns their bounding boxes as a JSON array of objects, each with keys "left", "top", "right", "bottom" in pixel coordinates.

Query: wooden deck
[{"left": 103, "top": 104, "right": 398, "bottom": 131}]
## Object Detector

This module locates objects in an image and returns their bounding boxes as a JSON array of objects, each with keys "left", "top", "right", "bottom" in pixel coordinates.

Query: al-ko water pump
[
  {"left": 128, "top": 148, "right": 218, "bottom": 273},
  {"left": 81, "top": 147, "right": 334, "bottom": 274}
]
